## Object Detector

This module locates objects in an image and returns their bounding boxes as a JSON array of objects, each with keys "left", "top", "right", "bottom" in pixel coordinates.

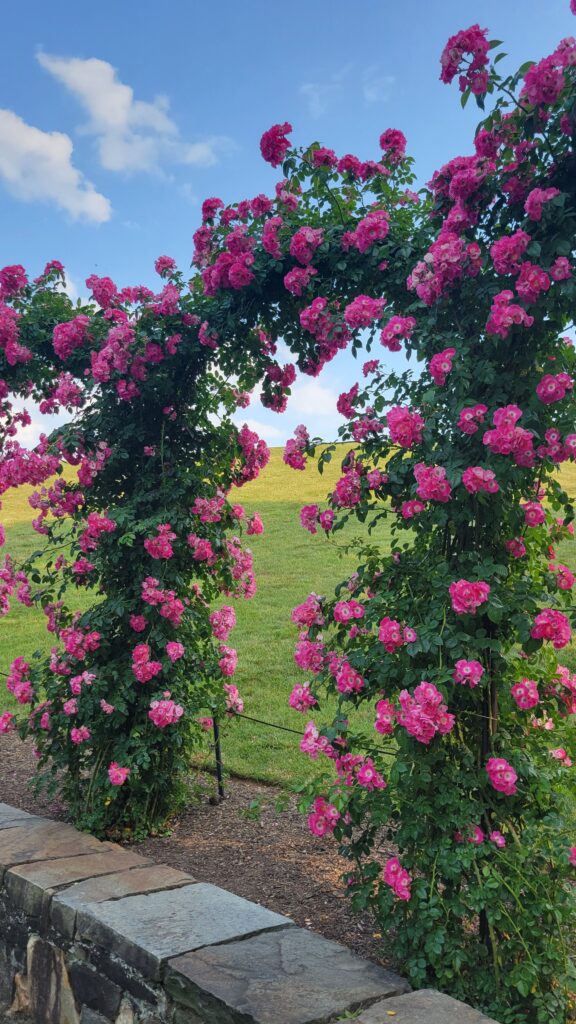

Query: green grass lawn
[{"left": 1, "top": 450, "right": 575, "bottom": 788}]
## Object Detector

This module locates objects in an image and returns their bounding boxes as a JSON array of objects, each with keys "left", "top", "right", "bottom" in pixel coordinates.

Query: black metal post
[{"left": 212, "top": 717, "right": 225, "bottom": 801}]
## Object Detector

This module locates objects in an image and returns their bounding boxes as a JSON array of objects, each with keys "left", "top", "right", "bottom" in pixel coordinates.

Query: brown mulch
[{"left": 0, "top": 734, "right": 397, "bottom": 970}]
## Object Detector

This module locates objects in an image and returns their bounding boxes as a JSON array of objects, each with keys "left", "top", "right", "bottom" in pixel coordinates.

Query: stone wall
[{"left": 0, "top": 802, "right": 498, "bottom": 1024}]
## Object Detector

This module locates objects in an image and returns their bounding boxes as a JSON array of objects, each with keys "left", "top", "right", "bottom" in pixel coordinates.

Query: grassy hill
[{"left": 1, "top": 450, "right": 574, "bottom": 787}]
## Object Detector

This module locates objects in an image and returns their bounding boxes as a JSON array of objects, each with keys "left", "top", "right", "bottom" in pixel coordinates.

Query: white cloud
[
  {"left": 14, "top": 403, "right": 72, "bottom": 450},
  {"left": 300, "top": 81, "right": 341, "bottom": 119},
  {"left": 363, "top": 68, "right": 395, "bottom": 104},
  {"left": 38, "top": 53, "right": 229, "bottom": 174},
  {"left": 234, "top": 417, "right": 284, "bottom": 442},
  {"left": 290, "top": 378, "right": 341, "bottom": 418},
  {"left": 0, "top": 108, "right": 111, "bottom": 222},
  {"left": 299, "top": 65, "right": 353, "bottom": 119}
]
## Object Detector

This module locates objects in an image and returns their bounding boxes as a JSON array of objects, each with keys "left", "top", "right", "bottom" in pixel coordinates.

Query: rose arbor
[{"left": 1, "top": 14, "right": 576, "bottom": 1024}]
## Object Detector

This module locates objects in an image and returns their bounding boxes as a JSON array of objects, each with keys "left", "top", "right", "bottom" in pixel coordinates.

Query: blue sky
[{"left": 1, "top": 0, "right": 573, "bottom": 446}]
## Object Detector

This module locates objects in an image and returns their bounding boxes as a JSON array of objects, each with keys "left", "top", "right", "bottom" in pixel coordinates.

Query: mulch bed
[{"left": 0, "top": 734, "right": 398, "bottom": 970}]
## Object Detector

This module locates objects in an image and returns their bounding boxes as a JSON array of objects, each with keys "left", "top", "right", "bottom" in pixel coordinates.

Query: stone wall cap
[
  {"left": 52, "top": 863, "right": 196, "bottom": 938},
  {"left": 354, "top": 988, "right": 500, "bottom": 1023},
  {"left": 5, "top": 847, "right": 153, "bottom": 917},
  {"left": 166, "top": 925, "right": 410, "bottom": 1024},
  {"left": 76, "top": 881, "right": 293, "bottom": 981},
  {"left": 0, "top": 802, "right": 33, "bottom": 820}
]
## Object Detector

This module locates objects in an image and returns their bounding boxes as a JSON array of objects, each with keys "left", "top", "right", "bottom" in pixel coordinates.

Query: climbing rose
[
  {"left": 378, "top": 617, "right": 417, "bottom": 653},
  {"left": 396, "top": 682, "right": 454, "bottom": 744},
  {"left": 379, "top": 129, "right": 407, "bottom": 162},
  {"left": 506, "top": 538, "right": 526, "bottom": 559},
  {"left": 210, "top": 606, "right": 236, "bottom": 641},
  {"left": 356, "top": 758, "right": 386, "bottom": 790},
  {"left": 300, "top": 720, "right": 334, "bottom": 760},
  {"left": 380, "top": 315, "right": 415, "bottom": 352},
  {"left": 289, "top": 227, "right": 324, "bottom": 265},
  {"left": 449, "top": 579, "right": 490, "bottom": 614},
  {"left": 247, "top": 513, "right": 264, "bottom": 536},
  {"left": 387, "top": 407, "right": 424, "bottom": 448},
  {"left": 154, "top": 255, "right": 177, "bottom": 276},
  {"left": 462, "top": 466, "right": 499, "bottom": 494},
  {"left": 292, "top": 594, "right": 325, "bottom": 628},
  {"left": 490, "top": 230, "right": 531, "bottom": 275},
  {"left": 289, "top": 682, "right": 317, "bottom": 712},
  {"left": 383, "top": 857, "right": 412, "bottom": 900},
  {"left": 284, "top": 425, "right": 310, "bottom": 470},
  {"left": 516, "top": 262, "right": 550, "bottom": 304},
  {"left": 0, "top": 264, "right": 27, "bottom": 296},
  {"left": 260, "top": 122, "right": 292, "bottom": 166},
  {"left": 144, "top": 524, "right": 176, "bottom": 559},
  {"left": 414, "top": 463, "right": 452, "bottom": 502},
  {"left": 334, "top": 599, "right": 364, "bottom": 623},
  {"left": 524, "top": 187, "right": 561, "bottom": 221},
  {"left": 428, "top": 348, "right": 455, "bottom": 385},
  {"left": 108, "top": 763, "right": 130, "bottom": 786},
  {"left": 219, "top": 646, "right": 238, "bottom": 677},
  {"left": 458, "top": 404, "right": 487, "bottom": 434},
  {"left": 166, "top": 642, "right": 185, "bottom": 662},
  {"left": 440, "top": 24, "right": 490, "bottom": 95},
  {"left": 486, "top": 291, "right": 534, "bottom": 338},
  {"left": 511, "top": 679, "right": 540, "bottom": 710},
  {"left": 536, "top": 373, "right": 573, "bottom": 404},
  {"left": 300, "top": 504, "right": 319, "bottom": 534},
  {"left": 530, "top": 609, "right": 571, "bottom": 649},
  {"left": 148, "top": 693, "right": 184, "bottom": 728},
  {"left": 490, "top": 831, "right": 506, "bottom": 848},
  {"left": 486, "top": 757, "right": 517, "bottom": 796},
  {"left": 344, "top": 210, "right": 390, "bottom": 253},
  {"left": 375, "top": 699, "right": 396, "bottom": 735},
  {"left": 344, "top": 295, "right": 386, "bottom": 328},
  {"left": 70, "top": 726, "right": 91, "bottom": 745},
  {"left": 224, "top": 683, "right": 244, "bottom": 715},
  {"left": 308, "top": 796, "right": 340, "bottom": 837},
  {"left": 551, "top": 564, "right": 575, "bottom": 590},
  {"left": 401, "top": 499, "right": 425, "bottom": 519},
  {"left": 0, "top": 711, "right": 15, "bottom": 733},
  {"left": 453, "top": 660, "right": 484, "bottom": 687},
  {"left": 522, "top": 502, "right": 546, "bottom": 527}
]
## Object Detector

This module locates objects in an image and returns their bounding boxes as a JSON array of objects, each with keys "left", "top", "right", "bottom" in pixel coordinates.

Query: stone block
[
  {"left": 0, "top": 804, "right": 41, "bottom": 831},
  {"left": 69, "top": 961, "right": 122, "bottom": 1019},
  {"left": 0, "top": 802, "right": 32, "bottom": 820},
  {"left": 80, "top": 1010, "right": 112, "bottom": 1024},
  {"left": 166, "top": 926, "right": 410, "bottom": 1024},
  {"left": 0, "top": 940, "right": 15, "bottom": 1009},
  {"left": 0, "top": 820, "right": 107, "bottom": 882},
  {"left": 114, "top": 998, "right": 134, "bottom": 1024},
  {"left": 83, "top": 944, "right": 159, "bottom": 1004},
  {"left": 76, "top": 883, "right": 291, "bottom": 981},
  {"left": 52, "top": 864, "right": 194, "bottom": 938},
  {"left": 27, "top": 934, "right": 80, "bottom": 1024},
  {"left": 354, "top": 988, "right": 500, "bottom": 1023},
  {"left": 0, "top": 816, "right": 43, "bottom": 832},
  {"left": 6, "top": 848, "right": 151, "bottom": 917}
]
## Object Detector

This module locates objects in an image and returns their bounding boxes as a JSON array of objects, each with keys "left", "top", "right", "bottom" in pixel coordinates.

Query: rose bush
[
  {"left": 284, "top": 22, "right": 576, "bottom": 1024},
  {"left": 0, "top": 109, "right": 425, "bottom": 836}
]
